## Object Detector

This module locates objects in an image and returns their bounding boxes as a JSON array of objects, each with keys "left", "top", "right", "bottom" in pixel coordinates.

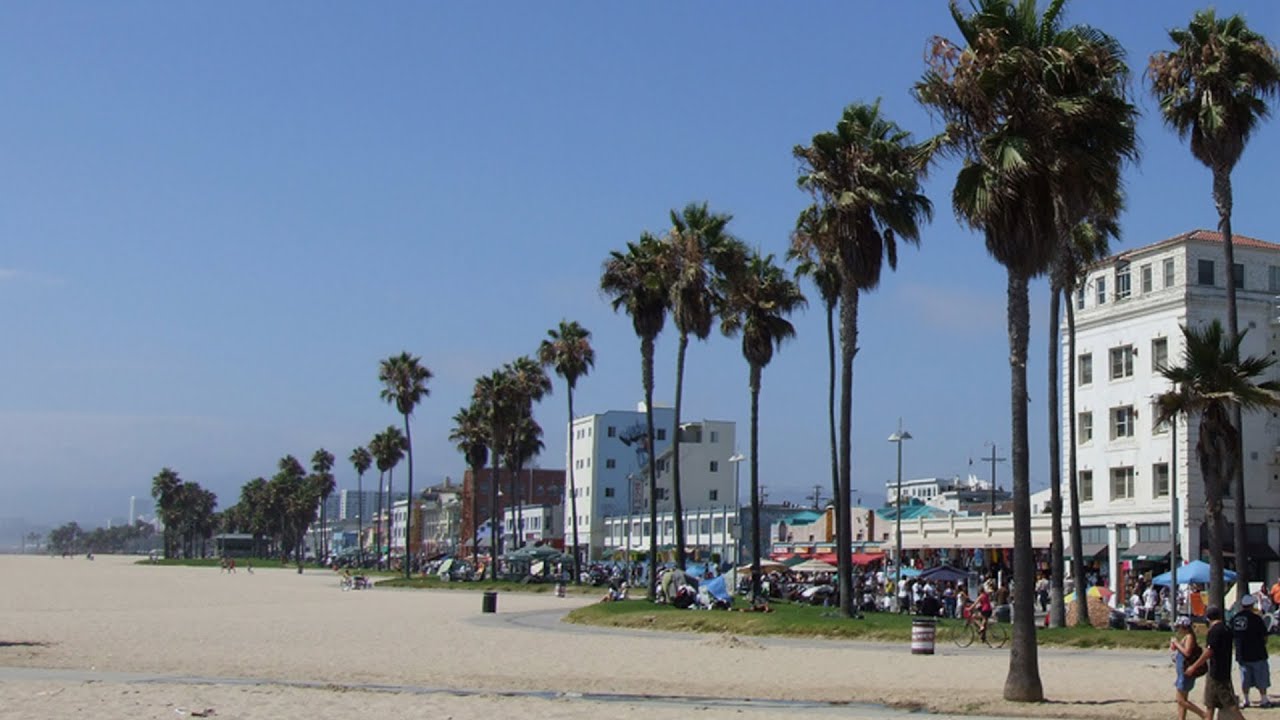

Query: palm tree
[
  {"left": 379, "top": 352, "right": 432, "bottom": 578},
  {"left": 790, "top": 206, "right": 841, "bottom": 515},
  {"left": 794, "top": 100, "right": 931, "bottom": 619},
  {"left": 310, "top": 449, "right": 336, "bottom": 562},
  {"left": 371, "top": 426, "right": 406, "bottom": 570},
  {"left": 1150, "top": 10, "right": 1280, "bottom": 595},
  {"left": 916, "top": 0, "right": 1136, "bottom": 701},
  {"left": 349, "top": 446, "right": 372, "bottom": 565},
  {"left": 538, "top": 320, "right": 595, "bottom": 583},
  {"left": 474, "top": 370, "right": 512, "bottom": 579},
  {"left": 665, "top": 203, "right": 739, "bottom": 569},
  {"left": 503, "top": 356, "right": 551, "bottom": 548},
  {"left": 1156, "top": 321, "right": 1280, "bottom": 607},
  {"left": 151, "top": 468, "right": 182, "bottom": 559},
  {"left": 601, "top": 232, "right": 671, "bottom": 601},
  {"left": 719, "top": 251, "right": 805, "bottom": 602},
  {"left": 450, "top": 402, "right": 490, "bottom": 569},
  {"left": 368, "top": 431, "right": 388, "bottom": 567}
]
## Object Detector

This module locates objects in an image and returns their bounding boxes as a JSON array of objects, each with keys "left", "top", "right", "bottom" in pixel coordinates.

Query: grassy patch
[
  {"left": 566, "top": 601, "right": 1278, "bottom": 651},
  {"left": 375, "top": 576, "right": 600, "bottom": 595}
]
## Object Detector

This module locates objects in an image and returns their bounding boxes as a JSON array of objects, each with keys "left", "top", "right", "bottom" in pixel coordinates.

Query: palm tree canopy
[
  {"left": 600, "top": 232, "right": 670, "bottom": 341},
  {"left": 505, "top": 355, "right": 552, "bottom": 406},
  {"left": 503, "top": 414, "right": 545, "bottom": 470},
  {"left": 538, "top": 320, "right": 595, "bottom": 391},
  {"left": 794, "top": 99, "right": 933, "bottom": 291},
  {"left": 349, "top": 446, "right": 373, "bottom": 477},
  {"left": 1156, "top": 321, "right": 1280, "bottom": 424},
  {"left": 667, "top": 202, "right": 741, "bottom": 340},
  {"left": 371, "top": 426, "right": 407, "bottom": 473},
  {"left": 450, "top": 402, "right": 490, "bottom": 471},
  {"left": 720, "top": 252, "right": 807, "bottom": 370},
  {"left": 789, "top": 206, "right": 841, "bottom": 310},
  {"left": 917, "top": 0, "right": 1137, "bottom": 276},
  {"left": 1149, "top": 9, "right": 1280, "bottom": 173},
  {"left": 379, "top": 351, "right": 433, "bottom": 417}
]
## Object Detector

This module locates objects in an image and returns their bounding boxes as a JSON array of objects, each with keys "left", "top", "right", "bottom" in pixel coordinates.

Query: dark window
[
  {"left": 604, "top": 487, "right": 615, "bottom": 498},
  {"left": 656, "top": 429, "right": 666, "bottom": 441},
  {"left": 605, "top": 458, "right": 616, "bottom": 469},
  {"left": 709, "top": 489, "right": 719, "bottom": 501},
  {"left": 1198, "top": 259, "right": 1215, "bottom": 286},
  {"left": 1233, "top": 263, "right": 1245, "bottom": 289},
  {"left": 607, "top": 426, "right": 616, "bottom": 437}
]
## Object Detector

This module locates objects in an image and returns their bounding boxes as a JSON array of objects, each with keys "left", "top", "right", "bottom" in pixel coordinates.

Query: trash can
[
  {"left": 911, "top": 617, "right": 936, "bottom": 655},
  {"left": 482, "top": 590, "right": 498, "bottom": 614}
]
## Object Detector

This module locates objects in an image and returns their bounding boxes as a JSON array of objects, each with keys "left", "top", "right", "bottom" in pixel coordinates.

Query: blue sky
[{"left": 2, "top": 1, "right": 1278, "bottom": 527}]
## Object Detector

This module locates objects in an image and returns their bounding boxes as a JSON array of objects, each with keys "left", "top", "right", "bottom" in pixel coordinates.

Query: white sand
[{"left": 0, "top": 555, "right": 1191, "bottom": 719}]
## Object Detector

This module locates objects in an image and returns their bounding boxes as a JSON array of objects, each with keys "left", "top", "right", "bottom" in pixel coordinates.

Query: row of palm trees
[{"left": 150, "top": 468, "right": 217, "bottom": 559}]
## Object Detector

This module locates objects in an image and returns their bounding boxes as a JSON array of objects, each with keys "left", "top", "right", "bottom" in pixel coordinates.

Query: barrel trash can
[
  {"left": 482, "top": 590, "right": 498, "bottom": 614},
  {"left": 910, "top": 617, "right": 936, "bottom": 655}
]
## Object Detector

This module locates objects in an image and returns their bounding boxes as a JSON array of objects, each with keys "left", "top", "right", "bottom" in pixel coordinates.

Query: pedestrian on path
[
  {"left": 1171, "top": 616, "right": 1207, "bottom": 720},
  {"left": 1186, "top": 606, "right": 1245, "bottom": 720},
  {"left": 1231, "top": 594, "right": 1271, "bottom": 708}
]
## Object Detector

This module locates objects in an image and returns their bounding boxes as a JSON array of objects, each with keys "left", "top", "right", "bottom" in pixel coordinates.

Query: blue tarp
[{"left": 703, "top": 574, "right": 732, "bottom": 602}]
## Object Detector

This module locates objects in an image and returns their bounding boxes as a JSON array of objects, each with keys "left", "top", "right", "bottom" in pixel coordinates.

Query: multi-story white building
[
  {"left": 647, "top": 420, "right": 737, "bottom": 513},
  {"left": 1068, "top": 229, "right": 1280, "bottom": 593},
  {"left": 601, "top": 506, "right": 739, "bottom": 564},
  {"left": 502, "top": 503, "right": 563, "bottom": 547}
]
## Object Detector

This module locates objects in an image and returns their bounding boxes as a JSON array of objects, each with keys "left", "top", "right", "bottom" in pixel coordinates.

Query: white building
[
  {"left": 1068, "top": 229, "right": 1280, "bottom": 593},
  {"left": 886, "top": 475, "right": 994, "bottom": 505},
  {"left": 502, "top": 503, "right": 563, "bottom": 547},
  {"left": 647, "top": 420, "right": 738, "bottom": 513},
  {"left": 601, "top": 506, "right": 739, "bottom": 564}
]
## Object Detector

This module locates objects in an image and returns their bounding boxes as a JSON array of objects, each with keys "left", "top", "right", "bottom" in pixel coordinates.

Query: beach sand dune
[{"left": 0, "top": 556, "right": 1176, "bottom": 719}]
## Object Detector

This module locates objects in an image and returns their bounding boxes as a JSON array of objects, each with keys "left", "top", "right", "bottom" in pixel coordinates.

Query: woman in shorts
[{"left": 1170, "top": 616, "right": 1207, "bottom": 720}]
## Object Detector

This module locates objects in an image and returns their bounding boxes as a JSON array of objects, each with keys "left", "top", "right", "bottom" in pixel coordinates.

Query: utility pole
[
  {"left": 982, "top": 442, "right": 1007, "bottom": 514},
  {"left": 810, "top": 484, "right": 823, "bottom": 510}
]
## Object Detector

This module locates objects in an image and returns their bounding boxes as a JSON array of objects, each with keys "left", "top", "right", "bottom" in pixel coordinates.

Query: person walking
[
  {"left": 1172, "top": 616, "right": 1208, "bottom": 720},
  {"left": 1186, "top": 606, "right": 1245, "bottom": 720},
  {"left": 1231, "top": 594, "right": 1271, "bottom": 708}
]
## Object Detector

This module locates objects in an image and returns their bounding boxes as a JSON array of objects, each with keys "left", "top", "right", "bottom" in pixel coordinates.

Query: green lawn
[
  {"left": 375, "top": 576, "right": 600, "bottom": 595},
  {"left": 566, "top": 600, "right": 1280, "bottom": 651}
]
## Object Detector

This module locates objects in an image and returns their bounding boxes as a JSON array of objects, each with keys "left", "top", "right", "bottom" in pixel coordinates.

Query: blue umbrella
[{"left": 1152, "top": 560, "right": 1237, "bottom": 587}]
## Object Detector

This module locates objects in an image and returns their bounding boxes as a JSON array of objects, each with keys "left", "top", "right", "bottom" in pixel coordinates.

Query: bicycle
[{"left": 945, "top": 614, "right": 1008, "bottom": 648}]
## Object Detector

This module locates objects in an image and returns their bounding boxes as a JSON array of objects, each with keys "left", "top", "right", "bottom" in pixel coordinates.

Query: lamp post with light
[
  {"left": 888, "top": 423, "right": 912, "bottom": 612},
  {"left": 728, "top": 452, "right": 746, "bottom": 590}
]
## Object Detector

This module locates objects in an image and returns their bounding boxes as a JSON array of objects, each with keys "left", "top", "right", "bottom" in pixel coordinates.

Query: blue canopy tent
[
  {"left": 703, "top": 574, "right": 732, "bottom": 603},
  {"left": 919, "top": 565, "right": 971, "bottom": 583},
  {"left": 1152, "top": 560, "right": 1236, "bottom": 587}
]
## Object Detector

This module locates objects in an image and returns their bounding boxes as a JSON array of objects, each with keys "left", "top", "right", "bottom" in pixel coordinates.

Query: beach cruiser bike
[{"left": 945, "top": 611, "right": 1008, "bottom": 648}]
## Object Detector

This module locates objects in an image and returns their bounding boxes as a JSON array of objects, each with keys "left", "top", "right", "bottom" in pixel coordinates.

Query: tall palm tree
[
  {"left": 310, "top": 448, "right": 336, "bottom": 562},
  {"left": 790, "top": 206, "right": 841, "bottom": 514},
  {"left": 379, "top": 352, "right": 432, "bottom": 578},
  {"left": 371, "top": 426, "right": 406, "bottom": 570},
  {"left": 601, "top": 232, "right": 672, "bottom": 601},
  {"left": 504, "top": 413, "right": 546, "bottom": 550},
  {"left": 917, "top": 0, "right": 1135, "bottom": 701},
  {"left": 368, "top": 431, "right": 388, "bottom": 567},
  {"left": 538, "top": 320, "right": 595, "bottom": 583},
  {"left": 719, "top": 251, "right": 805, "bottom": 602},
  {"left": 665, "top": 203, "right": 739, "bottom": 569},
  {"left": 151, "top": 468, "right": 182, "bottom": 559},
  {"left": 450, "top": 402, "right": 490, "bottom": 569},
  {"left": 1156, "top": 321, "right": 1280, "bottom": 607},
  {"left": 1150, "top": 10, "right": 1280, "bottom": 595},
  {"left": 794, "top": 100, "right": 932, "bottom": 619},
  {"left": 474, "top": 370, "right": 511, "bottom": 579},
  {"left": 503, "top": 356, "right": 551, "bottom": 548},
  {"left": 349, "top": 446, "right": 372, "bottom": 565}
]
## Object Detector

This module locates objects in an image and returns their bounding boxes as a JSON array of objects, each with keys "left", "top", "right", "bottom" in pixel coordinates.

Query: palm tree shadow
[
  {"left": 1042, "top": 698, "right": 1164, "bottom": 708},
  {"left": 0, "top": 641, "right": 50, "bottom": 648}
]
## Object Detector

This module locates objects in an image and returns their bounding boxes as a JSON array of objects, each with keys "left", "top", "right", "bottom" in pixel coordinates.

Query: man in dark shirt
[
  {"left": 1231, "top": 594, "right": 1271, "bottom": 708},
  {"left": 1188, "top": 606, "right": 1245, "bottom": 720}
]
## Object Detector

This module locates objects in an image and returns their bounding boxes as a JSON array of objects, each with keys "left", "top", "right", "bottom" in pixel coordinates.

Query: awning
[
  {"left": 1065, "top": 543, "right": 1108, "bottom": 560},
  {"left": 851, "top": 552, "right": 886, "bottom": 566},
  {"left": 1121, "top": 542, "right": 1171, "bottom": 561},
  {"left": 1199, "top": 539, "right": 1280, "bottom": 562}
]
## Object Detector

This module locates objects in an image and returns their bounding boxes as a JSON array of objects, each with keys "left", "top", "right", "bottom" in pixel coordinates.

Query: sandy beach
[{"left": 0, "top": 555, "right": 1189, "bottom": 719}]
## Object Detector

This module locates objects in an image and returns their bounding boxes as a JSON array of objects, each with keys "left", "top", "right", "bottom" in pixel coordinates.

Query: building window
[
  {"left": 1110, "top": 405, "right": 1135, "bottom": 439},
  {"left": 1152, "top": 337, "right": 1168, "bottom": 373},
  {"left": 1080, "top": 471, "right": 1093, "bottom": 502},
  {"left": 1110, "top": 466, "right": 1134, "bottom": 499},
  {"left": 1198, "top": 259, "right": 1215, "bottom": 286},
  {"left": 1163, "top": 258, "right": 1176, "bottom": 288},
  {"left": 709, "top": 489, "right": 719, "bottom": 501},
  {"left": 709, "top": 460, "right": 719, "bottom": 472},
  {"left": 656, "top": 429, "right": 666, "bottom": 441},
  {"left": 1270, "top": 266, "right": 1280, "bottom": 293},
  {"left": 710, "top": 430, "right": 719, "bottom": 443},
  {"left": 1153, "top": 463, "right": 1170, "bottom": 498},
  {"left": 607, "top": 426, "right": 616, "bottom": 437},
  {"left": 1096, "top": 276, "right": 1107, "bottom": 305},
  {"left": 1109, "top": 345, "right": 1134, "bottom": 380},
  {"left": 1078, "top": 354, "right": 1093, "bottom": 385},
  {"left": 605, "top": 458, "right": 616, "bottom": 469},
  {"left": 1233, "top": 263, "right": 1245, "bottom": 289},
  {"left": 1078, "top": 412, "right": 1093, "bottom": 443},
  {"left": 1115, "top": 266, "right": 1131, "bottom": 300},
  {"left": 1140, "top": 264, "right": 1153, "bottom": 293},
  {"left": 1076, "top": 287, "right": 1085, "bottom": 310},
  {"left": 604, "top": 487, "right": 615, "bottom": 498}
]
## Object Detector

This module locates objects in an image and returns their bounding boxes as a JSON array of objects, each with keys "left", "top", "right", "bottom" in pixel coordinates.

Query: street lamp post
[
  {"left": 888, "top": 423, "right": 912, "bottom": 613},
  {"left": 1171, "top": 414, "right": 1179, "bottom": 611},
  {"left": 728, "top": 453, "right": 746, "bottom": 591}
]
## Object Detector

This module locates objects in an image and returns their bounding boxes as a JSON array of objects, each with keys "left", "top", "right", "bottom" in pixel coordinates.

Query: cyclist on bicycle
[{"left": 969, "top": 581, "right": 994, "bottom": 643}]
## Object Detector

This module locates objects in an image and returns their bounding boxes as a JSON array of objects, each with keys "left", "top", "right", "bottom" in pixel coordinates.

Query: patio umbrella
[
  {"left": 738, "top": 560, "right": 787, "bottom": 573},
  {"left": 1064, "top": 585, "right": 1114, "bottom": 604},
  {"left": 919, "top": 565, "right": 970, "bottom": 583},
  {"left": 791, "top": 559, "right": 838, "bottom": 574},
  {"left": 1152, "top": 560, "right": 1236, "bottom": 587}
]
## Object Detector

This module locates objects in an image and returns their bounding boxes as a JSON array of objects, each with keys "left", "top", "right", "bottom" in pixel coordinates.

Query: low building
[
  {"left": 502, "top": 503, "right": 563, "bottom": 548},
  {"left": 601, "top": 506, "right": 739, "bottom": 564}
]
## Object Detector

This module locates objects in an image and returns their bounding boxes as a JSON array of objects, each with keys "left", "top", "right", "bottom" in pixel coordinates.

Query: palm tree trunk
[
  {"left": 826, "top": 301, "right": 839, "bottom": 510},
  {"left": 375, "top": 470, "right": 384, "bottom": 570},
  {"left": 568, "top": 388, "right": 582, "bottom": 584},
  {"left": 356, "top": 471, "right": 364, "bottom": 566},
  {"left": 403, "top": 415, "right": 414, "bottom": 578},
  {"left": 642, "top": 335, "right": 660, "bottom": 602},
  {"left": 489, "top": 458, "right": 501, "bottom": 580},
  {"left": 1215, "top": 168, "right": 1249, "bottom": 597},
  {"left": 1202, "top": 403, "right": 1238, "bottom": 608},
  {"left": 386, "top": 467, "right": 394, "bottom": 571},
  {"left": 1003, "top": 270, "right": 1044, "bottom": 703},
  {"left": 1047, "top": 286, "right": 1065, "bottom": 627},
  {"left": 1065, "top": 291, "right": 1088, "bottom": 626},
  {"left": 320, "top": 500, "right": 327, "bottom": 563},
  {"left": 836, "top": 278, "right": 858, "bottom": 618},
  {"left": 673, "top": 332, "right": 688, "bottom": 570},
  {"left": 749, "top": 363, "right": 763, "bottom": 603}
]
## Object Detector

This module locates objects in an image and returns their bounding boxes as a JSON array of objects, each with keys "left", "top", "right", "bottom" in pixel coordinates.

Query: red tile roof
[{"left": 1110, "top": 229, "right": 1279, "bottom": 263}]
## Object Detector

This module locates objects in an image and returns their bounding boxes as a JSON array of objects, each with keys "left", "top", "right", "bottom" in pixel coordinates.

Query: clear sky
[{"left": 3, "top": 1, "right": 1278, "bottom": 528}]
